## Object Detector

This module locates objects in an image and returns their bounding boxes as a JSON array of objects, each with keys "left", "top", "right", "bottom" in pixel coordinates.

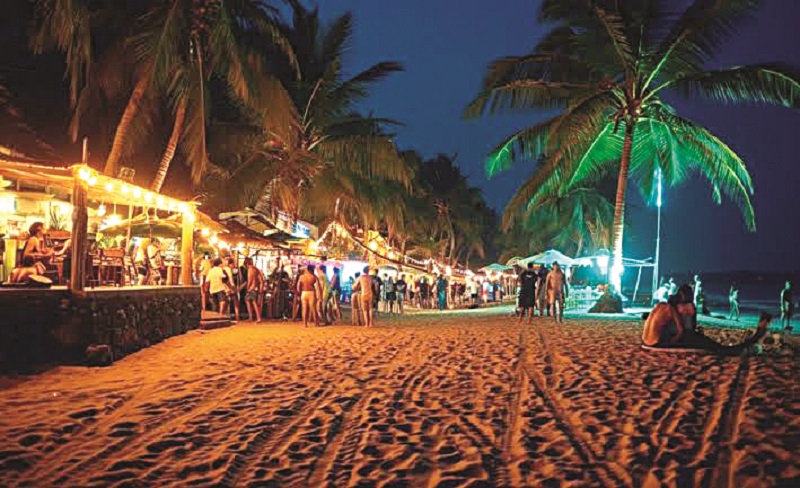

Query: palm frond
[
  {"left": 331, "top": 62, "right": 404, "bottom": 105},
  {"left": 661, "top": 113, "right": 755, "bottom": 230},
  {"left": 485, "top": 118, "right": 555, "bottom": 177},
  {"left": 664, "top": 63, "right": 800, "bottom": 108},
  {"left": 465, "top": 79, "right": 591, "bottom": 118},
  {"left": 648, "top": 0, "right": 762, "bottom": 86}
]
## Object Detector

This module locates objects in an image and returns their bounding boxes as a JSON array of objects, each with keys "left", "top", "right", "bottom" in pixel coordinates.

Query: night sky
[{"left": 317, "top": 0, "right": 800, "bottom": 273}]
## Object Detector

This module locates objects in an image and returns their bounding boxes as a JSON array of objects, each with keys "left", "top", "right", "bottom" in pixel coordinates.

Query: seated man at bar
[{"left": 8, "top": 256, "right": 47, "bottom": 284}]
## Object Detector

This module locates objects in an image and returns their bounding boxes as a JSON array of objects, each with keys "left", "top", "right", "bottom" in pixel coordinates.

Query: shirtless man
[
  {"left": 297, "top": 265, "right": 320, "bottom": 327},
  {"left": 545, "top": 262, "right": 568, "bottom": 323},
  {"left": 244, "top": 258, "right": 264, "bottom": 322},
  {"left": 642, "top": 284, "right": 772, "bottom": 354},
  {"left": 353, "top": 266, "right": 375, "bottom": 327}
]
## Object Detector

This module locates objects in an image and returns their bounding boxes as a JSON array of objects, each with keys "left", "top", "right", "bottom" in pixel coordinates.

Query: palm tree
[
  {"left": 33, "top": 0, "right": 293, "bottom": 189},
  {"left": 467, "top": 0, "right": 800, "bottom": 291},
  {"left": 217, "top": 1, "right": 411, "bottom": 226}
]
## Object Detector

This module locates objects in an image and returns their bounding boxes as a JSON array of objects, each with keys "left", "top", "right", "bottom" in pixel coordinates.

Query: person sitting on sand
[
  {"left": 353, "top": 266, "right": 375, "bottom": 327},
  {"left": 8, "top": 256, "right": 47, "bottom": 284},
  {"left": 643, "top": 284, "right": 772, "bottom": 355}
]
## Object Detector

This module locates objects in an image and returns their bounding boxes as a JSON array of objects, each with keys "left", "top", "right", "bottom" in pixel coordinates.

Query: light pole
[{"left": 652, "top": 168, "right": 663, "bottom": 300}]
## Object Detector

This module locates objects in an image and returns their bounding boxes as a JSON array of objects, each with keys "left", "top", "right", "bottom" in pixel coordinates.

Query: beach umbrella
[
  {"left": 521, "top": 249, "right": 575, "bottom": 267},
  {"left": 481, "top": 263, "right": 513, "bottom": 273}
]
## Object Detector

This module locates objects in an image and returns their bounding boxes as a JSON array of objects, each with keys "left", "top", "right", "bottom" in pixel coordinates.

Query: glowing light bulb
[
  {"left": 78, "top": 167, "right": 91, "bottom": 181},
  {"left": 157, "top": 196, "right": 165, "bottom": 207},
  {"left": 97, "top": 204, "right": 107, "bottom": 217},
  {"left": 144, "top": 193, "right": 153, "bottom": 203},
  {"left": 87, "top": 176, "right": 97, "bottom": 186},
  {"left": 368, "top": 241, "right": 378, "bottom": 251},
  {"left": 106, "top": 214, "right": 121, "bottom": 226},
  {"left": 201, "top": 228, "right": 210, "bottom": 237},
  {"left": 105, "top": 182, "right": 114, "bottom": 192},
  {"left": 121, "top": 184, "right": 129, "bottom": 194},
  {"left": 133, "top": 188, "right": 142, "bottom": 198}
]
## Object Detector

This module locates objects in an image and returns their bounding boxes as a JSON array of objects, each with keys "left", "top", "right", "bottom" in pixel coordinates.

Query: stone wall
[{"left": 0, "top": 286, "right": 200, "bottom": 371}]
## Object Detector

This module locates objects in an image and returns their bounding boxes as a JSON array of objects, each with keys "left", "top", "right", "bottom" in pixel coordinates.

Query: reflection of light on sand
[{"left": 0, "top": 311, "right": 796, "bottom": 487}]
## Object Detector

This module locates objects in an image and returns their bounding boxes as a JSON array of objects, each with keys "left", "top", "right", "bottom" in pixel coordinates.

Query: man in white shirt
[{"left": 207, "top": 258, "right": 232, "bottom": 315}]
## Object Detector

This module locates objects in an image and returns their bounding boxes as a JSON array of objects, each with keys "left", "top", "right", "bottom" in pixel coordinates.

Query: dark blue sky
[{"left": 318, "top": 0, "right": 800, "bottom": 273}]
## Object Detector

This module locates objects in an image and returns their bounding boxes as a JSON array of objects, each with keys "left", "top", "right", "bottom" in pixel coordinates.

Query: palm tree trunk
[
  {"left": 104, "top": 75, "right": 149, "bottom": 177},
  {"left": 610, "top": 120, "right": 636, "bottom": 293},
  {"left": 150, "top": 98, "right": 187, "bottom": 192}
]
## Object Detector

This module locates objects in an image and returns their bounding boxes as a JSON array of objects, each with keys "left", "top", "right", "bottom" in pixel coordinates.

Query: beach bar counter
[{"left": 0, "top": 158, "right": 201, "bottom": 370}]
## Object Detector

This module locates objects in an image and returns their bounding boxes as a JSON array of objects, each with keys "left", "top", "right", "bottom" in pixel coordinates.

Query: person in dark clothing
[{"left": 518, "top": 262, "right": 538, "bottom": 323}]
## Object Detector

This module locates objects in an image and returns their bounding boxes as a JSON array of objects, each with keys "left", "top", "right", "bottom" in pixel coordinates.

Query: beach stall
[{"left": 0, "top": 158, "right": 202, "bottom": 369}]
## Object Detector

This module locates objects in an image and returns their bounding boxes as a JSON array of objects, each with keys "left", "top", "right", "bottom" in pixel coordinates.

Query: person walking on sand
[
  {"left": 536, "top": 264, "right": 549, "bottom": 316},
  {"left": 353, "top": 266, "right": 375, "bottom": 327},
  {"left": 206, "top": 258, "right": 231, "bottom": 316},
  {"left": 781, "top": 281, "right": 793, "bottom": 333},
  {"left": 545, "top": 262, "right": 568, "bottom": 323},
  {"left": 315, "top": 265, "right": 331, "bottom": 325},
  {"left": 396, "top": 274, "right": 408, "bottom": 314},
  {"left": 244, "top": 258, "right": 264, "bottom": 323},
  {"left": 436, "top": 274, "right": 449, "bottom": 311},
  {"left": 297, "top": 265, "right": 320, "bottom": 327},
  {"left": 329, "top": 267, "right": 342, "bottom": 323},
  {"left": 729, "top": 282, "right": 740, "bottom": 321},
  {"left": 693, "top": 274, "right": 708, "bottom": 315},
  {"left": 385, "top": 276, "right": 396, "bottom": 313},
  {"left": 351, "top": 272, "right": 362, "bottom": 326},
  {"left": 518, "top": 262, "right": 538, "bottom": 323},
  {"left": 223, "top": 257, "right": 241, "bottom": 322}
]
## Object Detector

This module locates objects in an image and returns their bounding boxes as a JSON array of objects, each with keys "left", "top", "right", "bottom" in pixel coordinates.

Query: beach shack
[{"left": 0, "top": 158, "right": 202, "bottom": 369}]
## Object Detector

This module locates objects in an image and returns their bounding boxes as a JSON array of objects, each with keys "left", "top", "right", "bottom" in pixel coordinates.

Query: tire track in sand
[
  {"left": 40, "top": 369, "right": 243, "bottom": 486},
  {"left": 498, "top": 329, "right": 527, "bottom": 487},
  {"left": 306, "top": 333, "right": 424, "bottom": 487},
  {"left": 709, "top": 356, "right": 751, "bottom": 488},
  {"left": 527, "top": 325, "right": 631, "bottom": 487}
]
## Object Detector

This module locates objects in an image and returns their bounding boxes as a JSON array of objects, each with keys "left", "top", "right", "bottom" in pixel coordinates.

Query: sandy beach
[{"left": 0, "top": 307, "right": 798, "bottom": 487}]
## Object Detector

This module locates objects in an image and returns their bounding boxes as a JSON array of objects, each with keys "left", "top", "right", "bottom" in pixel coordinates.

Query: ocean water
[{"left": 661, "top": 271, "right": 796, "bottom": 315}]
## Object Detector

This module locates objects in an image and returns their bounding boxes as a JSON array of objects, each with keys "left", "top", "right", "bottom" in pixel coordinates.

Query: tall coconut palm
[
  {"left": 218, "top": 2, "right": 410, "bottom": 224},
  {"left": 467, "top": 0, "right": 800, "bottom": 291},
  {"left": 122, "top": 0, "right": 296, "bottom": 190}
]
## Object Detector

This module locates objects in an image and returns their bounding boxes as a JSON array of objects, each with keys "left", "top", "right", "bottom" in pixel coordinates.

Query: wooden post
[
  {"left": 70, "top": 173, "right": 89, "bottom": 293},
  {"left": 181, "top": 208, "right": 194, "bottom": 285}
]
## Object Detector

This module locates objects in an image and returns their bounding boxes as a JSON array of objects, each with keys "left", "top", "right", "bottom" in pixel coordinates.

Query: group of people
[
  {"left": 294, "top": 264, "right": 343, "bottom": 327},
  {"left": 200, "top": 255, "right": 266, "bottom": 322},
  {"left": 655, "top": 275, "right": 795, "bottom": 334},
  {"left": 642, "top": 284, "right": 773, "bottom": 355},
  {"left": 516, "top": 261, "right": 568, "bottom": 323}
]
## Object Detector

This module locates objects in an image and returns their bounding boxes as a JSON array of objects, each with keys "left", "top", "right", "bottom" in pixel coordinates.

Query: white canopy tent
[{"left": 519, "top": 249, "right": 575, "bottom": 267}]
